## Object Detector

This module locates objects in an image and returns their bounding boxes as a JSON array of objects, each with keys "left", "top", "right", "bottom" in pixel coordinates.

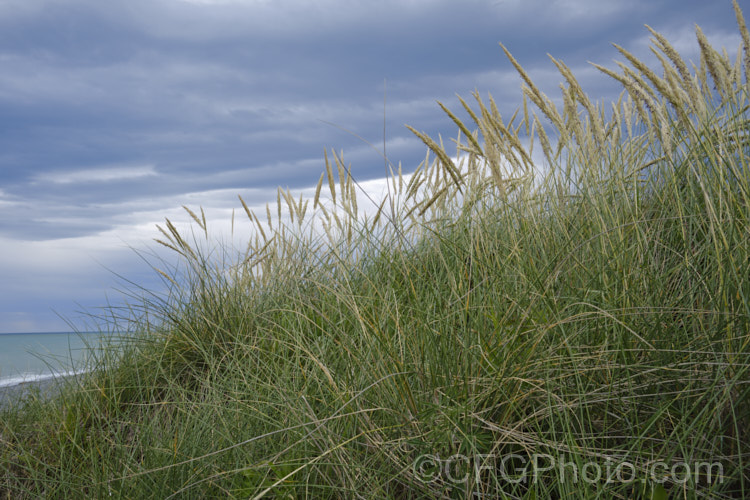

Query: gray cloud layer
[{"left": 0, "top": 0, "right": 740, "bottom": 331}]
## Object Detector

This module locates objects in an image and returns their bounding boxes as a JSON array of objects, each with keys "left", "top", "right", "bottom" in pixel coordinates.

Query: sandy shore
[{"left": 0, "top": 375, "right": 75, "bottom": 409}]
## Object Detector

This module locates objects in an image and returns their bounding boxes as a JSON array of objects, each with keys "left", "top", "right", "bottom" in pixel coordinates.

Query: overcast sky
[{"left": 0, "top": 0, "right": 742, "bottom": 333}]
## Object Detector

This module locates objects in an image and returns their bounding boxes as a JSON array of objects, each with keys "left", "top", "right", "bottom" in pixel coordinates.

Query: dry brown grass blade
[
  {"left": 158, "top": 218, "right": 198, "bottom": 261},
  {"left": 613, "top": 43, "right": 682, "bottom": 116},
  {"left": 646, "top": 25, "right": 698, "bottom": 101},
  {"left": 238, "top": 195, "right": 253, "bottom": 222},
  {"left": 731, "top": 46, "right": 744, "bottom": 87},
  {"left": 241, "top": 236, "right": 274, "bottom": 268},
  {"left": 332, "top": 210, "right": 342, "bottom": 232},
  {"left": 265, "top": 203, "right": 273, "bottom": 232},
  {"left": 299, "top": 194, "right": 309, "bottom": 222},
  {"left": 437, "top": 100, "right": 482, "bottom": 154},
  {"left": 238, "top": 195, "right": 268, "bottom": 242},
  {"left": 477, "top": 98, "right": 533, "bottom": 173},
  {"left": 276, "top": 189, "right": 282, "bottom": 222},
  {"left": 182, "top": 205, "right": 207, "bottom": 236},
  {"left": 533, "top": 113, "right": 554, "bottom": 163},
  {"left": 460, "top": 93, "right": 483, "bottom": 131},
  {"left": 406, "top": 125, "right": 464, "bottom": 194},
  {"left": 559, "top": 81, "right": 585, "bottom": 147},
  {"left": 318, "top": 202, "right": 330, "bottom": 224},
  {"left": 251, "top": 211, "right": 267, "bottom": 242},
  {"left": 404, "top": 184, "right": 449, "bottom": 218},
  {"left": 324, "top": 149, "right": 336, "bottom": 205},
  {"left": 155, "top": 267, "right": 179, "bottom": 287},
  {"left": 593, "top": 62, "right": 660, "bottom": 145},
  {"left": 522, "top": 93, "right": 530, "bottom": 136},
  {"left": 349, "top": 182, "right": 357, "bottom": 218},
  {"left": 733, "top": 0, "right": 750, "bottom": 83},
  {"left": 334, "top": 150, "right": 347, "bottom": 203},
  {"left": 696, "top": 25, "right": 730, "bottom": 97},
  {"left": 617, "top": 62, "right": 660, "bottom": 108},
  {"left": 154, "top": 237, "right": 180, "bottom": 256},
  {"left": 369, "top": 196, "right": 387, "bottom": 231},
  {"left": 405, "top": 161, "right": 426, "bottom": 202},
  {"left": 313, "top": 172, "right": 325, "bottom": 209},
  {"left": 155, "top": 223, "right": 175, "bottom": 247},
  {"left": 500, "top": 43, "right": 565, "bottom": 133},
  {"left": 281, "top": 188, "right": 296, "bottom": 223}
]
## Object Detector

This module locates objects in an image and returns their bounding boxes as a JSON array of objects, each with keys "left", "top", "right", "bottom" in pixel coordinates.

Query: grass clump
[{"left": 2, "top": 2, "right": 750, "bottom": 498}]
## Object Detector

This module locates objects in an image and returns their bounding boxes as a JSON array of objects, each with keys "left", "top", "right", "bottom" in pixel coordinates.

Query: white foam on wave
[{"left": 0, "top": 369, "right": 91, "bottom": 389}]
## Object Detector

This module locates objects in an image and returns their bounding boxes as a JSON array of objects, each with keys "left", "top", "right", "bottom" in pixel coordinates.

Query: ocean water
[{"left": 0, "top": 332, "right": 123, "bottom": 388}]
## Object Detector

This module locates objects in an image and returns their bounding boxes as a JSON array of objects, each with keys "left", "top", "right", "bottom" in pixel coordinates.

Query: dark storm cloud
[{"left": 0, "top": 0, "right": 743, "bottom": 331}]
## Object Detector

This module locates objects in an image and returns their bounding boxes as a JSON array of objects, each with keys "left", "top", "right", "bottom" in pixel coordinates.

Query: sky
[{"left": 0, "top": 0, "right": 743, "bottom": 333}]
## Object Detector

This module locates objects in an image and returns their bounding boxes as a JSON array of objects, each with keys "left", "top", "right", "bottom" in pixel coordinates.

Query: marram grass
[{"left": 2, "top": 3, "right": 750, "bottom": 498}]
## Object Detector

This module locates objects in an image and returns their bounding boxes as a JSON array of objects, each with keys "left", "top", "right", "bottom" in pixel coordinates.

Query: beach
[{"left": 0, "top": 375, "right": 73, "bottom": 409}]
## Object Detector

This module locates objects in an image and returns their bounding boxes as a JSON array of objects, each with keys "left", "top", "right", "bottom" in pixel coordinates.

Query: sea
[{"left": 0, "top": 331, "right": 127, "bottom": 389}]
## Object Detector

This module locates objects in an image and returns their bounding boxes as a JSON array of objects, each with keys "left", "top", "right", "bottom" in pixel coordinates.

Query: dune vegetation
[{"left": 2, "top": 2, "right": 750, "bottom": 498}]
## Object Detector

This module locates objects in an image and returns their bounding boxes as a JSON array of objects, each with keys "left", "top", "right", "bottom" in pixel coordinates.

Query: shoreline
[{"left": 0, "top": 373, "right": 79, "bottom": 409}]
